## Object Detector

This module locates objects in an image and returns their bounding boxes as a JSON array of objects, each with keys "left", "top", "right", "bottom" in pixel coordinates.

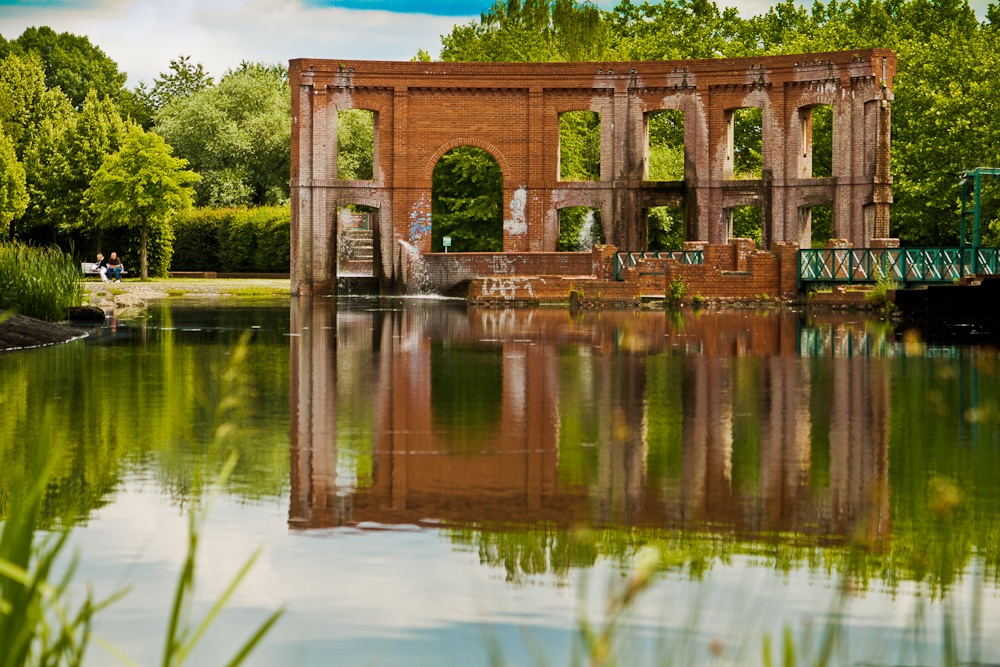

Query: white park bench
[{"left": 81, "top": 262, "right": 127, "bottom": 278}]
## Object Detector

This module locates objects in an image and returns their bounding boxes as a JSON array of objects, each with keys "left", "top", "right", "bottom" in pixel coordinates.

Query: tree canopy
[
  {"left": 0, "top": 26, "right": 128, "bottom": 110},
  {"left": 0, "top": 130, "right": 27, "bottom": 239},
  {"left": 154, "top": 64, "right": 290, "bottom": 207},
  {"left": 85, "top": 127, "right": 198, "bottom": 279}
]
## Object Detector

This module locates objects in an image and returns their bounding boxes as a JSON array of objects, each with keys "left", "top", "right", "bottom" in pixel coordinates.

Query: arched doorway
[{"left": 431, "top": 146, "right": 503, "bottom": 252}]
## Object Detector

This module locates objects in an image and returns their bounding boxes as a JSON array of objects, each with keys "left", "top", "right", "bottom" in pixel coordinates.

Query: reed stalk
[{"left": 0, "top": 242, "right": 82, "bottom": 321}]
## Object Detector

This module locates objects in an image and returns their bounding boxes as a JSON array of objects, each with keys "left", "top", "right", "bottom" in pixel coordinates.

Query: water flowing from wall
[
  {"left": 398, "top": 239, "right": 431, "bottom": 294},
  {"left": 577, "top": 209, "right": 597, "bottom": 251}
]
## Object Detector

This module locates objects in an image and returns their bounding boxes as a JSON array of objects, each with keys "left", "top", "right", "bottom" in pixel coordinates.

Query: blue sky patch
[{"left": 305, "top": 0, "right": 484, "bottom": 17}]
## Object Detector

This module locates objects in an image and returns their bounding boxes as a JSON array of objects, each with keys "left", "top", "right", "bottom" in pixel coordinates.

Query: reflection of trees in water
[{"left": 0, "top": 302, "right": 292, "bottom": 524}]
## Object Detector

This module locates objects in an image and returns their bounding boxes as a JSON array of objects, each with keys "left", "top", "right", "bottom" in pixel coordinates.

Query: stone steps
[{"left": 342, "top": 228, "right": 374, "bottom": 261}]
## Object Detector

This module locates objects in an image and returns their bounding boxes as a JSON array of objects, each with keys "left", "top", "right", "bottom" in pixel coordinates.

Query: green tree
[
  {"left": 607, "top": 0, "right": 741, "bottom": 60},
  {"left": 0, "top": 52, "right": 75, "bottom": 238},
  {"left": 338, "top": 109, "right": 374, "bottom": 180},
  {"left": 154, "top": 64, "right": 290, "bottom": 206},
  {"left": 0, "top": 52, "right": 74, "bottom": 158},
  {"left": 431, "top": 146, "right": 503, "bottom": 252},
  {"left": 559, "top": 110, "right": 600, "bottom": 181},
  {"left": 0, "top": 130, "right": 27, "bottom": 239},
  {"left": 85, "top": 127, "right": 198, "bottom": 280},
  {"left": 441, "top": 0, "right": 609, "bottom": 62},
  {"left": 7, "top": 26, "right": 128, "bottom": 110},
  {"left": 24, "top": 90, "right": 128, "bottom": 244},
  {"left": 139, "top": 54, "right": 213, "bottom": 114}
]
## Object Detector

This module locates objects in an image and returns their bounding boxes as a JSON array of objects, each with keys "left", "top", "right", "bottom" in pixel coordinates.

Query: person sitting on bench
[
  {"left": 107, "top": 252, "right": 124, "bottom": 282},
  {"left": 95, "top": 253, "right": 109, "bottom": 282}
]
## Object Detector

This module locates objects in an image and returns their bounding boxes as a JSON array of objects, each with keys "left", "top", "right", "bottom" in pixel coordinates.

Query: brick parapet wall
[
  {"left": 467, "top": 239, "right": 801, "bottom": 304},
  {"left": 421, "top": 251, "right": 600, "bottom": 293},
  {"left": 662, "top": 241, "right": 799, "bottom": 301}
]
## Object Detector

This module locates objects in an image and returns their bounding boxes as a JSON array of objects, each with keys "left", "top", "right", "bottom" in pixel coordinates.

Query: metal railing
[
  {"left": 798, "top": 247, "right": 1000, "bottom": 286},
  {"left": 614, "top": 250, "right": 703, "bottom": 281}
]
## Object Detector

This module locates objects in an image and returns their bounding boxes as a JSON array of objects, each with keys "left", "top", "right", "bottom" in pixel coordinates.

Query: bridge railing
[
  {"left": 798, "top": 247, "right": 1000, "bottom": 286},
  {"left": 614, "top": 250, "right": 703, "bottom": 281}
]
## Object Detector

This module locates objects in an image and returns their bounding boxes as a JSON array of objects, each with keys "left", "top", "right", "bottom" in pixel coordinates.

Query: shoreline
[{"left": 0, "top": 312, "right": 87, "bottom": 352}]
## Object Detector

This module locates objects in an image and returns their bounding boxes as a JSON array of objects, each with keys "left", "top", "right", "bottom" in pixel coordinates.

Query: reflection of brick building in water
[{"left": 289, "top": 304, "right": 890, "bottom": 549}]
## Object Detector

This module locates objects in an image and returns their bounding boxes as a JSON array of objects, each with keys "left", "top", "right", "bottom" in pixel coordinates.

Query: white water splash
[
  {"left": 398, "top": 239, "right": 431, "bottom": 294},
  {"left": 577, "top": 209, "right": 597, "bottom": 251}
]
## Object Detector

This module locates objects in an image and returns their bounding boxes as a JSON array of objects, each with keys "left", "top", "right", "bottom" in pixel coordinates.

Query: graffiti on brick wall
[
  {"left": 480, "top": 277, "right": 536, "bottom": 300},
  {"left": 504, "top": 187, "right": 527, "bottom": 235},
  {"left": 409, "top": 195, "right": 431, "bottom": 243},
  {"left": 490, "top": 254, "right": 517, "bottom": 275}
]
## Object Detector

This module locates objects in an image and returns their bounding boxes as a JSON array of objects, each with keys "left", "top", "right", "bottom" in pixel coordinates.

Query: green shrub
[
  {"left": 171, "top": 206, "right": 290, "bottom": 273},
  {"left": 866, "top": 271, "right": 900, "bottom": 311},
  {"left": 171, "top": 208, "right": 227, "bottom": 271},
  {"left": 667, "top": 277, "right": 687, "bottom": 307},
  {"left": 0, "top": 242, "right": 82, "bottom": 321}
]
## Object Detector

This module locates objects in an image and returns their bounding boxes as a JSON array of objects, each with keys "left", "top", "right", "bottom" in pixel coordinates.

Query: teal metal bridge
[
  {"left": 800, "top": 166, "right": 1000, "bottom": 287},
  {"left": 614, "top": 250, "right": 702, "bottom": 281},
  {"left": 798, "top": 246, "right": 1000, "bottom": 287}
]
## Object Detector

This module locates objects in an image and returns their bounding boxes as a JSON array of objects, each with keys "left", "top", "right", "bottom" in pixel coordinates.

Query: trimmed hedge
[{"left": 171, "top": 206, "right": 290, "bottom": 273}]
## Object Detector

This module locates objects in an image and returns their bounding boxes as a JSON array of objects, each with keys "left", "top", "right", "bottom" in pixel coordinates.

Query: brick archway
[
  {"left": 290, "top": 51, "right": 895, "bottom": 295},
  {"left": 423, "top": 138, "right": 512, "bottom": 184}
]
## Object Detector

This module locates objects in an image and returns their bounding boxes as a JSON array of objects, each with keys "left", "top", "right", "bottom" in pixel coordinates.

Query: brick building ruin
[{"left": 290, "top": 50, "right": 895, "bottom": 296}]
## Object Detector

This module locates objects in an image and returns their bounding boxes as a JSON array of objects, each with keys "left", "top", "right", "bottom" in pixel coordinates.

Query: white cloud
[{"left": 0, "top": 0, "right": 467, "bottom": 86}]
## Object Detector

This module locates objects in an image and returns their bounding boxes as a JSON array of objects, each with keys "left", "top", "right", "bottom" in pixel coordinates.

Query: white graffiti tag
[
  {"left": 481, "top": 277, "right": 535, "bottom": 300},
  {"left": 503, "top": 187, "right": 528, "bottom": 235}
]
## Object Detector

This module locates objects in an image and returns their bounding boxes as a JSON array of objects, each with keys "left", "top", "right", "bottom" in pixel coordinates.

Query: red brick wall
[
  {"left": 290, "top": 52, "right": 895, "bottom": 295},
  {"left": 466, "top": 240, "right": 800, "bottom": 304},
  {"left": 662, "top": 241, "right": 799, "bottom": 301}
]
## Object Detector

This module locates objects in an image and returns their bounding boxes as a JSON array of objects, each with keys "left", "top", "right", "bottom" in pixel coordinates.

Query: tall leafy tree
[
  {"left": 0, "top": 52, "right": 75, "bottom": 237},
  {"left": 137, "top": 55, "right": 213, "bottom": 115},
  {"left": 154, "top": 64, "right": 290, "bottom": 206},
  {"left": 6, "top": 26, "right": 128, "bottom": 109},
  {"left": 441, "top": 0, "right": 609, "bottom": 62},
  {"left": 25, "top": 90, "right": 128, "bottom": 242},
  {"left": 0, "top": 130, "right": 27, "bottom": 239},
  {"left": 0, "top": 52, "right": 73, "bottom": 159},
  {"left": 85, "top": 127, "right": 198, "bottom": 279},
  {"left": 338, "top": 109, "right": 375, "bottom": 180}
]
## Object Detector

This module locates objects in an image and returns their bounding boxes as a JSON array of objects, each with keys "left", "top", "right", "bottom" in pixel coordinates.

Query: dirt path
[{"left": 82, "top": 278, "right": 291, "bottom": 302}]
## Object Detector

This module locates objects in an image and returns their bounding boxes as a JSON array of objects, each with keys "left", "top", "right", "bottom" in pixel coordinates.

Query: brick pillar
[
  {"left": 774, "top": 241, "right": 800, "bottom": 298},
  {"left": 310, "top": 88, "right": 335, "bottom": 295},
  {"left": 731, "top": 238, "right": 756, "bottom": 271},
  {"left": 291, "top": 75, "right": 313, "bottom": 296},
  {"left": 873, "top": 92, "right": 893, "bottom": 239}
]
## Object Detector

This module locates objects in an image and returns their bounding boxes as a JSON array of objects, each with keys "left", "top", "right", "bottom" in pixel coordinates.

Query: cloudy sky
[{"left": 0, "top": 0, "right": 993, "bottom": 87}]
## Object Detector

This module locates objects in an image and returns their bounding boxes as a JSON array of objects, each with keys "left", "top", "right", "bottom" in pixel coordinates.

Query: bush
[
  {"left": 0, "top": 241, "right": 82, "bottom": 320},
  {"left": 172, "top": 206, "right": 290, "bottom": 273},
  {"left": 667, "top": 277, "right": 687, "bottom": 307},
  {"left": 171, "top": 208, "right": 228, "bottom": 271}
]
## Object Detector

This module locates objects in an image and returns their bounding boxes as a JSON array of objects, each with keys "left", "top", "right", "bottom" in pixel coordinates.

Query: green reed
[
  {"left": 0, "top": 242, "right": 83, "bottom": 321},
  {"left": 0, "top": 416, "right": 121, "bottom": 667}
]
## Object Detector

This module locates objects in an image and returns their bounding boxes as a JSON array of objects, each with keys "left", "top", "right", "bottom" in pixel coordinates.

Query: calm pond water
[{"left": 3, "top": 298, "right": 1000, "bottom": 665}]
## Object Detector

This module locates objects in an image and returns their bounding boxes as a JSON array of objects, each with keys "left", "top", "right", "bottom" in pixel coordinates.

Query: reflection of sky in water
[{"left": 72, "top": 481, "right": 1000, "bottom": 666}]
